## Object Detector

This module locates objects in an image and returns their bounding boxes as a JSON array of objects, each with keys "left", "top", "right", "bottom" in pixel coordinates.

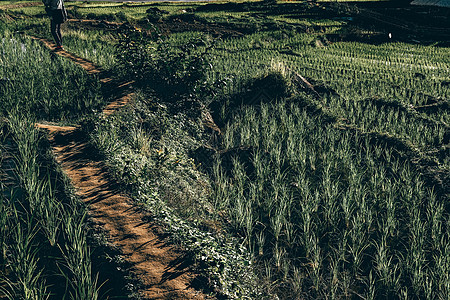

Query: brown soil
[
  {"left": 33, "top": 38, "right": 211, "bottom": 299},
  {"left": 0, "top": 2, "right": 41, "bottom": 9}
]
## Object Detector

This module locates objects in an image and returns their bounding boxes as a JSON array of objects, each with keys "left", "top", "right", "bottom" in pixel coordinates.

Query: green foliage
[
  {"left": 0, "top": 32, "right": 103, "bottom": 120},
  {"left": 87, "top": 94, "right": 209, "bottom": 220},
  {"left": 0, "top": 116, "right": 101, "bottom": 299},
  {"left": 214, "top": 99, "right": 449, "bottom": 299},
  {"left": 86, "top": 95, "right": 260, "bottom": 299},
  {"left": 2, "top": 1, "right": 448, "bottom": 298},
  {"left": 62, "top": 28, "right": 117, "bottom": 70},
  {"left": 115, "top": 32, "right": 215, "bottom": 105}
]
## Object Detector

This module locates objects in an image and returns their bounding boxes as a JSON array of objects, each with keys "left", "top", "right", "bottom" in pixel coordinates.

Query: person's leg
[
  {"left": 55, "top": 23, "right": 63, "bottom": 46},
  {"left": 50, "top": 19, "right": 62, "bottom": 47}
]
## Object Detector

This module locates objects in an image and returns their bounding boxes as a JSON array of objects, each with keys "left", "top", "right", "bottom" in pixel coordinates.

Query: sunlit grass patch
[{"left": 62, "top": 28, "right": 117, "bottom": 69}]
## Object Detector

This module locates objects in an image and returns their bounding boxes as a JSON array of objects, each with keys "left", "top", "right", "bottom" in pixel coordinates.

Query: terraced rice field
[{"left": 1, "top": 0, "right": 448, "bottom": 299}]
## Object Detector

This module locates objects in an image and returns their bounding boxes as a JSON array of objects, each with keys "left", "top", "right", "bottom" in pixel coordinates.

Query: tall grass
[
  {"left": 212, "top": 99, "right": 449, "bottom": 299},
  {"left": 0, "top": 31, "right": 103, "bottom": 121},
  {"left": 0, "top": 115, "right": 101, "bottom": 299},
  {"left": 62, "top": 29, "right": 117, "bottom": 70}
]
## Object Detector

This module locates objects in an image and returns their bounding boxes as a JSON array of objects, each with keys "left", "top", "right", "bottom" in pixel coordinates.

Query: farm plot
[
  {"left": 213, "top": 98, "right": 448, "bottom": 299},
  {"left": 204, "top": 32, "right": 450, "bottom": 156},
  {"left": 1, "top": 0, "right": 448, "bottom": 299},
  {"left": 100, "top": 2, "right": 449, "bottom": 298}
]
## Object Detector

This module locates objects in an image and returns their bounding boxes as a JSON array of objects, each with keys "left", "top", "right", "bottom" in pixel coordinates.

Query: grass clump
[
  {"left": 0, "top": 115, "right": 101, "bottom": 299},
  {"left": 0, "top": 31, "right": 103, "bottom": 121}
]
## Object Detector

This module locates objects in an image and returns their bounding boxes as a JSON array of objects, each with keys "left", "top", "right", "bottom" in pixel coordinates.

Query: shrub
[{"left": 114, "top": 31, "right": 214, "bottom": 107}]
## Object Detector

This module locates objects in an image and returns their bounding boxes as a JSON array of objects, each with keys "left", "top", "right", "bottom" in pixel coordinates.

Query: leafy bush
[
  {"left": 86, "top": 96, "right": 261, "bottom": 298},
  {"left": 115, "top": 31, "right": 216, "bottom": 107}
]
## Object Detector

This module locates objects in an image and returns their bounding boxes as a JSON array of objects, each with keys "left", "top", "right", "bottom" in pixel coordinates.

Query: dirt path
[
  {"left": 29, "top": 36, "right": 135, "bottom": 115},
  {"left": 34, "top": 38, "right": 209, "bottom": 299}
]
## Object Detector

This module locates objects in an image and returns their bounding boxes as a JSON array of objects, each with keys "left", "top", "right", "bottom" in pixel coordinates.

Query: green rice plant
[
  {"left": 0, "top": 193, "right": 12, "bottom": 277},
  {"left": 129, "top": 125, "right": 153, "bottom": 157},
  {"left": 8, "top": 115, "right": 40, "bottom": 213},
  {"left": 58, "top": 209, "right": 100, "bottom": 300},
  {"left": 0, "top": 8, "right": 48, "bottom": 37},
  {"left": 6, "top": 219, "right": 49, "bottom": 300},
  {"left": 374, "top": 236, "right": 401, "bottom": 294},
  {"left": 38, "top": 189, "right": 63, "bottom": 247},
  {"left": 210, "top": 94, "right": 449, "bottom": 298},
  {"left": 7, "top": 114, "right": 63, "bottom": 247},
  {"left": 2, "top": 115, "right": 105, "bottom": 299},
  {"left": 1, "top": 117, "right": 48, "bottom": 299},
  {"left": 0, "top": 31, "right": 103, "bottom": 120},
  {"left": 62, "top": 28, "right": 117, "bottom": 70}
]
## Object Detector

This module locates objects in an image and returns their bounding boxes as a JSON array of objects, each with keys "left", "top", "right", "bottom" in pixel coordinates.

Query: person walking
[{"left": 43, "top": 0, "right": 67, "bottom": 50}]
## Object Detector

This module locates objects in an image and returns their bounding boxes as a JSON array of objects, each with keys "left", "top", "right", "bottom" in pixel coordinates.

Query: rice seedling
[
  {"left": 0, "top": 115, "right": 103, "bottom": 299},
  {"left": 6, "top": 220, "right": 49, "bottom": 300},
  {"left": 58, "top": 209, "right": 100, "bottom": 300},
  {"left": 210, "top": 96, "right": 449, "bottom": 298},
  {"left": 3, "top": 1, "right": 447, "bottom": 298},
  {"left": 0, "top": 31, "right": 103, "bottom": 121},
  {"left": 62, "top": 29, "right": 117, "bottom": 70}
]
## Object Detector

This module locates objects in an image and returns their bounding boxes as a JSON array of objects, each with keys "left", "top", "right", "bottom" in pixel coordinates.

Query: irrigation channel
[{"left": 33, "top": 37, "right": 210, "bottom": 300}]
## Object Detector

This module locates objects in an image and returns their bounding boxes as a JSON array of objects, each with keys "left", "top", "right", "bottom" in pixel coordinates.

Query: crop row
[
  {"left": 214, "top": 96, "right": 448, "bottom": 299},
  {"left": 0, "top": 116, "right": 100, "bottom": 299},
  {"left": 196, "top": 30, "right": 449, "bottom": 160},
  {"left": 62, "top": 28, "right": 117, "bottom": 70}
]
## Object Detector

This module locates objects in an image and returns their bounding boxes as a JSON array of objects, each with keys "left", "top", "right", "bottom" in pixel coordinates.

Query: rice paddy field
[{"left": 0, "top": 0, "right": 449, "bottom": 299}]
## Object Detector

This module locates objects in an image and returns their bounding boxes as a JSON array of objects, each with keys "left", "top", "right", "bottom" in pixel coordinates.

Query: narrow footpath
[{"left": 34, "top": 39, "right": 208, "bottom": 300}]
